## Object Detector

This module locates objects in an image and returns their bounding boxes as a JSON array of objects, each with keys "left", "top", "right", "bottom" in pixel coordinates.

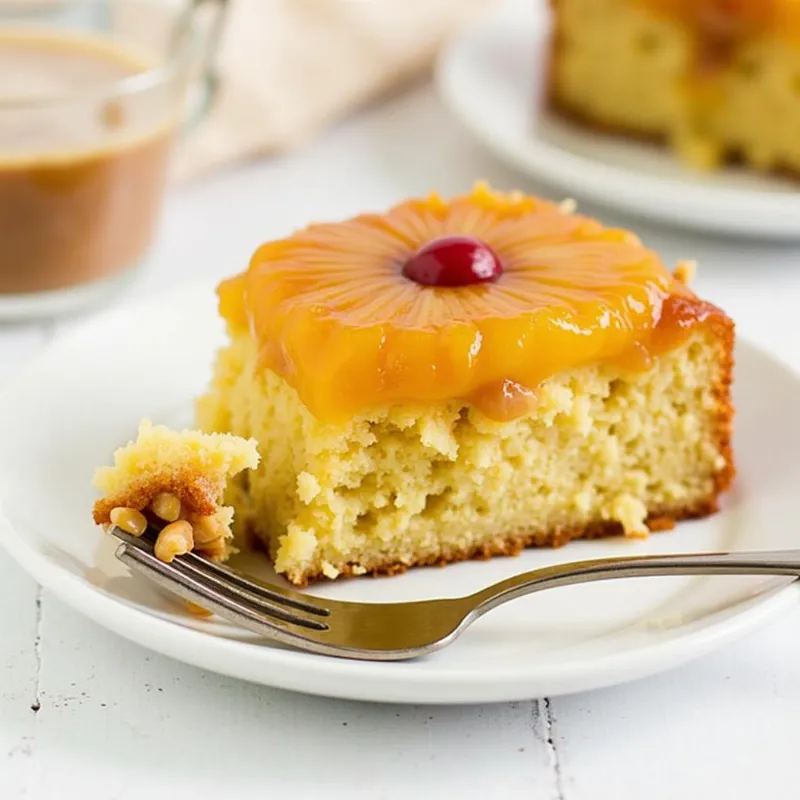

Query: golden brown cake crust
[
  {"left": 709, "top": 309, "right": 736, "bottom": 498},
  {"left": 92, "top": 468, "right": 219, "bottom": 525}
]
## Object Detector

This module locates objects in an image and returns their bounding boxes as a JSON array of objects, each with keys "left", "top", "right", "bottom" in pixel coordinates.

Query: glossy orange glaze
[
  {"left": 218, "top": 184, "right": 725, "bottom": 424},
  {"left": 638, "top": 0, "right": 800, "bottom": 68},
  {"left": 641, "top": 0, "right": 774, "bottom": 31}
]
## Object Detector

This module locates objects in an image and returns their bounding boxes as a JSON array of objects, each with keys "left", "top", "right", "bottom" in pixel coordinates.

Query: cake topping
[
  {"left": 109, "top": 506, "right": 147, "bottom": 536},
  {"left": 638, "top": 0, "right": 797, "bottom": 71},
  {"left": 154, "top": 520, "right": 194, "bottom": 564},
  {"left": 218, "top": 183, "right": 726, "bottom": 424},
  {"left": 402, "top": 235, "right": 503, "bottom": 287},
  {"left": 150, "top": 492, "right": 182, "bottom": 523},
  {"left": 641, "top": 0, "right": 780, "bottom": 36}
]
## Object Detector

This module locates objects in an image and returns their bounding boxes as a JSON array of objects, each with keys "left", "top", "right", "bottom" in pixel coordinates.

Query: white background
[{"left": 2, "top": 82, "right": 800, "bottom": 799}]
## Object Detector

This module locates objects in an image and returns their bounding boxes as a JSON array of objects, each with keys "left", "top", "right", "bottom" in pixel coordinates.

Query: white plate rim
[
  {"left": 435, "top": 0, "right": 800, "bottom": 239},
  {"left": 0, "top": 280, "right": 798, "bottom": 705}
]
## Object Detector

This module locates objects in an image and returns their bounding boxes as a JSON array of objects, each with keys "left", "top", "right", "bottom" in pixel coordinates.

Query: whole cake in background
[
  {"left": 547, "top": 0, "right": 800, "bottom": 172},
  {"left": 191, "top": 182, "right": 735, "bottom": 586}
]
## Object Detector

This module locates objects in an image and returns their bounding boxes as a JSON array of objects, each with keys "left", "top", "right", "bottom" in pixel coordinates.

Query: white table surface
[{"left": 2, "top": 82, "right": 800, "bottom": 800}]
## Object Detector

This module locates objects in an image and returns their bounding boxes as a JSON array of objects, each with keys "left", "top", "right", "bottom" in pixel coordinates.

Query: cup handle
[{"left": 175, "top": 0, "right": 230, "bottom": 132}]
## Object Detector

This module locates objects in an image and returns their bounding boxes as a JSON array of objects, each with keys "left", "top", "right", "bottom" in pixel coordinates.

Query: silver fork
[{"left": 110, "top": 526, "right": 800, "bottom": 661}]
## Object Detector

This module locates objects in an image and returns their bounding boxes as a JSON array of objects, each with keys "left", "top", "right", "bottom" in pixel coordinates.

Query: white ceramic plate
[
  {"left": 436, "top": 0, "right": 800, "bottom": 239},
  {"left": 0, "top": 282, "right": 798, "bottom": 704}
]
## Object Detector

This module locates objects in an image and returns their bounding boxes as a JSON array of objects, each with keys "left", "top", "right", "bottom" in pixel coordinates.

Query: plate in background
[
  {"left": 436, "top": 0, "right": 800, "bottom": 239},
  {"left": 0, "top": 283, "right": 798, "bottom": 705}
]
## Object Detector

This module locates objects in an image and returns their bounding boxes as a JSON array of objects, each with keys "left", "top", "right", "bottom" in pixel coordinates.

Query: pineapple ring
[{"left": 218, "top": 183, "right": 715, "bottom": 423}]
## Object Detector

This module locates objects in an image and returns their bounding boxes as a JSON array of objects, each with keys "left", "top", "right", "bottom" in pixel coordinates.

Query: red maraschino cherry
[{"left": 402, "top": 235, "right": 503, "bottom": 287}]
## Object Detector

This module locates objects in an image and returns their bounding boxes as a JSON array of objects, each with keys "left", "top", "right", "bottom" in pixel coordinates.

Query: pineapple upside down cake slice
[{"left": 194, "top": 183, "right": 734, "bottom": 586}]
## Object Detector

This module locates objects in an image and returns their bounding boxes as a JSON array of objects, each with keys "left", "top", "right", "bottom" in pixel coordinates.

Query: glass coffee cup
[{"left": 0, "top": 0, "right": 227, "bottom": 319}]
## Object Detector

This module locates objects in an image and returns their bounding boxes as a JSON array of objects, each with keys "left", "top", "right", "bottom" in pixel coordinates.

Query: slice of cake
[
  {"left": 92, "top": 419, "right": 259, "bottom": 562},
  {"left": 195, "top": 183, "right": 735, "bottom": 586},
  {"left": 547, "top": 0, "right": 800, "bottom": 172}
]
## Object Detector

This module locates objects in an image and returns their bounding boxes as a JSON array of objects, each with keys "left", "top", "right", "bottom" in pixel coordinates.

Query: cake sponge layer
[{"left": 196, "top": 321, "right": 733, "bottom": 586}]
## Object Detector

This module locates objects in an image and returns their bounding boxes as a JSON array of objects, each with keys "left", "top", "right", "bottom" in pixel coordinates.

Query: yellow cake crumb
[
  {"left": 610, "top": 493, "right": 649, "bottom": 538},
  {"left": 321, "top": 561, "right": 341, "bottom": 580},
  {"left": 674, "top": 260, "right": 697, "bottom": 286},
  {"left": 196, "top": 327, "right": 732, "bottom": 585},
  {"left": 297, "top": 472, "right": 322, "bottom": 504}
]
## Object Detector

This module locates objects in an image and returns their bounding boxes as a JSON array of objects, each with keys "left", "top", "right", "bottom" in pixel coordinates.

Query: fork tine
[
  {"left": 109, "top": 526, "right": 329, "bottom": 617},
  {"left": 111, "top": 529, "right": 462, "bottom": 661},
  {"left": 116, "top": 542, "right": 329, "bottom": 634},
  {"left": 181, "top": 551, "right": 330, "bottom": 617}
]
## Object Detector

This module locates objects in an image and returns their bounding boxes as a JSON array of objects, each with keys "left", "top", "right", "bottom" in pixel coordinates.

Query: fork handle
[{"left": 470, "top": 550, "right": 800, "bottom": 615}]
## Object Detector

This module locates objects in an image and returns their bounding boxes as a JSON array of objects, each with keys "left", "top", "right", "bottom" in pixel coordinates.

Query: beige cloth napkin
[{"left": 166, "top": 0, "right": 492, "bottom": 181}]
